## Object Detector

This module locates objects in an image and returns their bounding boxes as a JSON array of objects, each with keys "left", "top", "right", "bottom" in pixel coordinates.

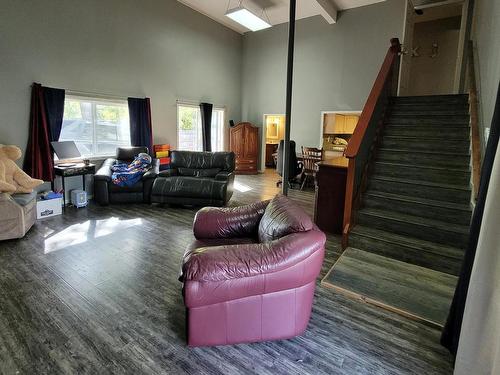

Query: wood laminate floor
[{"left": 0, "top": 170, "right": 454, "bottom": 374}]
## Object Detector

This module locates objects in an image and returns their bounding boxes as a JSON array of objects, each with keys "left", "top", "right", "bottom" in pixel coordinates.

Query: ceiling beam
[{"left": 315, "top": 0, "right": 338, "bottom": 24}]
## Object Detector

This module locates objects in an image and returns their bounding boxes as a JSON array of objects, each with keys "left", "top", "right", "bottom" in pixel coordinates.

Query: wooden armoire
[{"left": 230, "top": 122, "right": 259, "bottom": 174}]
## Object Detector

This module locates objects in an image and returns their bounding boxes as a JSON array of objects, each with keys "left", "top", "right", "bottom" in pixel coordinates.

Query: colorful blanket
[{"left": 111, "top": 153, "right": 152, "bottom": 187}]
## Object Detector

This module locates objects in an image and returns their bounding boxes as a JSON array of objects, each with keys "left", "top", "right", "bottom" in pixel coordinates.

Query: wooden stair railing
[
  {"left": 466, "top": 40, "right": 481, "bottom": 200},
  {"left": 342, "top": 38, "right": 401, "bottom": 248}
]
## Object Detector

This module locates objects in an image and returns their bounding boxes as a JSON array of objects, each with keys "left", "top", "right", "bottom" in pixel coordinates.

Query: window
[
  {"left": 59, "top": 96, "right": 131, "bottom": 157},
  {"left": 177, "top": 104, "right": 225, "bottom": 152}
]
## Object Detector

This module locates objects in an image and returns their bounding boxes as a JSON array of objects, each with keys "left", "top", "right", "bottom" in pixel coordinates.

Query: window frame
[
  {"left": 176, "top": 102, "right": 226, "bottom": 152},
  {"left": 59, "top": 94, "right": 131, "bottom": 159}
]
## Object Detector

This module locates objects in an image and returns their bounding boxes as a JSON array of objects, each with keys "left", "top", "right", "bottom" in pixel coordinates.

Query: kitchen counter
[{"left": 317, "top": 157, "right": 349, "bottom": 169}]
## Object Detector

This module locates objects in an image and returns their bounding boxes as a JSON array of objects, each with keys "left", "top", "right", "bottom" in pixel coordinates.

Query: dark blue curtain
[
  {"left": 43, "top": 86, "right": 66, "bottom": 142},
  {"left": 128, "top": 97, "right": 153, "bottom": 154},
  {"left": 200, "top": 102, "right": 213, "bottom": 152},
  {"left": 441, "top": 82, "right": 500, "bottom": 355}
]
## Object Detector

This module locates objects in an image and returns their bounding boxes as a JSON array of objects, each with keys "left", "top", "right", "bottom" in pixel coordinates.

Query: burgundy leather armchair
[{"left": 180, "top": 195, "right": 326, "bottom": 347}]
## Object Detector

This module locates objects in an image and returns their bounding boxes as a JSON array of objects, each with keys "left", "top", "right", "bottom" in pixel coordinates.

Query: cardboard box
[{"left": 36, "top": 198, "right": 63, "bottom": 219}]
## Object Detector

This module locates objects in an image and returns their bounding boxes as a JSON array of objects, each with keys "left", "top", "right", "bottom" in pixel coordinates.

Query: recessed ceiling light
[{"left": 225, "top": 6, "right": 271, "bottom": 32}]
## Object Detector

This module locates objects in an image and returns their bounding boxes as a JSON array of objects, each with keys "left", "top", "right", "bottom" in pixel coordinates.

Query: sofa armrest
[
  {"left": 193, "top": 200, "right": 269, "bottom": 239},
  {"left": 182, "top": 229, "right": 326, "bottom": 282},
  {"left": 215, "top": 171, "right": 233, "bottom": 182},
  {"left": 94, "top": 158, "right": 115, "bottom": 182},
  {"left": 142, "top": 159, "right": 160, "bottom": 180},
  {"left": 158, "top": 168, "right": 178, "bottom": 178}
]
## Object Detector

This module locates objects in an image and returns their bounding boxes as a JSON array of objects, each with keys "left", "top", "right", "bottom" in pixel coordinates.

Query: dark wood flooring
[
  {"left": 0, "top": 170, "right": 455, "bottom": 374},
  {"left": 322, "top": 248, "right": 457, "bottom": 327}
]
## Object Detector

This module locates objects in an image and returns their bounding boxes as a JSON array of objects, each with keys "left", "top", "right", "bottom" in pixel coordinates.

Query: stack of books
[{"left": 153, "top": 144, "right": 171, "bottom": 171}]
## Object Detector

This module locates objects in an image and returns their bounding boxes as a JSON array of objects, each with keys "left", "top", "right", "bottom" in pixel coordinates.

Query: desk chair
[{"left": 276, "top": 140, "right": 303, "bottom": 188}]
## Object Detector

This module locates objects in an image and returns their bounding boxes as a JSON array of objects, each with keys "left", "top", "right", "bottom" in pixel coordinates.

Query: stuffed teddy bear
[{"left": 0, "top": 145, "right": 44, "bottom": 194}]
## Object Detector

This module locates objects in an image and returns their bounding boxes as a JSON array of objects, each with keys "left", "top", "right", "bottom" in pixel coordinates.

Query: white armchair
[{"left": 0, "top": 192, "right": 36, "bottom": 241}]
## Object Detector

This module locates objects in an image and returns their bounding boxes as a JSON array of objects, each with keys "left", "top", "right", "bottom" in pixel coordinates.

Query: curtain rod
[
  {"left": 30, "top": 84, "right": 146, "bottom": 101},
  {"left": 176, "top": 98, "right": 226, "bottom": 108},
  {"left": 66, "top": 89, "right": 146, "bottom": 101}
]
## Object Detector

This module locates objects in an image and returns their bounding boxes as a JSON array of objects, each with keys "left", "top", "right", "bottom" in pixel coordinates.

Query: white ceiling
[{"left": 178, "top": 0, "right": 386, "bottom": 34}]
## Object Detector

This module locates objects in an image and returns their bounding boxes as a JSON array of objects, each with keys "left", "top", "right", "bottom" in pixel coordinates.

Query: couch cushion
[
  {"left": 12, "top": 191, "right": 37, "bottom": 206},
  {"left": 178, "top": 167, "right": 221, "bottom": 178},
  {"left": 109, "top": 181, "right": 143, "bottom": 193},
  {"left": 116, "top": 146, "right": 148, "bottom": 162},
  {"left": 152, "top": 176, "right": 226, "bottom": 200},
  {"left": 171, "top": 151, "right": 235, "bottom": 172},
  {"left": 258, "top": 194, "right": 313, "bottom": 242}
]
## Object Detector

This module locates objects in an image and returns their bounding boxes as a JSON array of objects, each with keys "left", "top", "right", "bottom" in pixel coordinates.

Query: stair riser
[
  {"left": 369, "top": 179, "right": 471, "bottom": 204},
  {"left": 377, "top": 151, "right": 470, "bottom": 168},
  {"left": 384, "top": 127, "right": 469, "bottom": 138},
  {"left": 357, "top": 212, "right": 468, "bottom": 248},
  {"left": 372, "top": 164, "right": 471, "bottom": 185},
  {"left": 391, "top": 110, "right": 469, "bottom": 116},
  {"left": 391, "top": 103, "right": 469, "bottom": 111},
  {"left": 363, "top": 194, "right": 472, "bottom": 226},
  {"left": 349, "top": 232, "right": 462, "bottom": 275},
  {"left": 392, "top": 96, "right": 468, "bottom": 105},
  {"left": 382, "top": 138, "right": 470, "bottom": 153},
  {"left": 387, "top": 117, "right": 470, "bottom": 125}
]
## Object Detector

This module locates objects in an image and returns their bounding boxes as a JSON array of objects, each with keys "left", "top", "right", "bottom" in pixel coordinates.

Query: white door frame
[{"left": 261, "top": 114, "right": 285, "bottom": 172}]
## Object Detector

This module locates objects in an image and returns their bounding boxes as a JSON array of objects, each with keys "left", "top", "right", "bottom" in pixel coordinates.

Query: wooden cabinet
[
  {"left": 344, "top": 115, "right": 359, "bottom": 133},
  {"left": 230, "top": 122, "right": 259, "bottom": 174},
  {"left": 324, "top": 113, "right": 359, "bottom": 134}
]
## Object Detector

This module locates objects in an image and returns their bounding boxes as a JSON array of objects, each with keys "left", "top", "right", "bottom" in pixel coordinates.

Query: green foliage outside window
[
  {"left": 64, "top": 100, "right": 82, "bottom": 119},
  {"left": 179, "top": 107, "right": 196, "bottom": 130}
]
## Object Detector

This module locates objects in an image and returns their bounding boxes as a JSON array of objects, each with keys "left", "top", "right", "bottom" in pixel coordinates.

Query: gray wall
[
  {"left": 473, "top": 0, "right": 500, "bottom": 150},
  {"left": 0, "top": 0, "right": 242, "bottom": 153},
  {"left": 241, "top": 0, "right": 405, "bottom": 168}
]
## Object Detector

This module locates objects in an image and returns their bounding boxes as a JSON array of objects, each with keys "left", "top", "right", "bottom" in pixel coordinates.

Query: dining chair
[{"left": 300, "top": 147, "right": 324, "bottom": 190}]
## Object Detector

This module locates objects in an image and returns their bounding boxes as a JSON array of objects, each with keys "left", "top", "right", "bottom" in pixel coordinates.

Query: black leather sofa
[
  {"left": 94, "top": 147, "right": 158, "bottom": 205},
  {"left": 151, "top": 151, "right": 235, "bottom": 207}
]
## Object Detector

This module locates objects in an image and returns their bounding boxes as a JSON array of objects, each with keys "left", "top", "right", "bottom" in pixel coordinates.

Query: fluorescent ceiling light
[{"left": 225, "top": 6, "right": 271, "bottom": 32}]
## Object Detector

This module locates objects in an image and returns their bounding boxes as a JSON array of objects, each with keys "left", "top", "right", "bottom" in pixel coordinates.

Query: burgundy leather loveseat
[{"left": 180, "top": 194, "right": 326, "bottom": 347}]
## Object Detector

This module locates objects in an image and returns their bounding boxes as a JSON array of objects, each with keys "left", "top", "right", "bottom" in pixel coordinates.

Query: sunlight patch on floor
[
  {"left": 44, "top": 217, "right": 143, "bottom": 253},
  {"left": 234, "top": 181, "right": 252, "bottom": 192}
]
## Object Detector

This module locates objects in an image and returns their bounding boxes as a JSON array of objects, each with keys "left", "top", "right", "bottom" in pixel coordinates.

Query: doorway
[
  {"left": 261, "top": 114, "right": 285, "bottom": 171},
  {"left": 399, "top": 0, "right": 468, "bottom": 96}
]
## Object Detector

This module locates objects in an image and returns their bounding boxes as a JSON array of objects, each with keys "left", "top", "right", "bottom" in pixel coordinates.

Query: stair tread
[
  {"left": 383, "top": 135, "right": 469, "bottom": 141},
  {"left": 379, "top": 148, "right": 469, "bottom": 157},
  {"left": 394, "top": 94, "right": 468, "bottom": 100},
  {"left": 387, "top": 122, "right": 470, "bottom": 126},
  {"left": 322, "top": 247, "right": 458, "bottom": 327},
  {"left": 351, "top": 225, "right": 464, "bottom": 260},
  {"left": 372, "top": 175, "right": 471, "bottom": 192},
  {"left": 358, "top": 207, "right": 470, "bottom": 235},
  {"left": 374, "top": 161, "right": 470, "bottom": 173},
  {"left": 365, "top": 190, "right": 472, "bottom": 212}
]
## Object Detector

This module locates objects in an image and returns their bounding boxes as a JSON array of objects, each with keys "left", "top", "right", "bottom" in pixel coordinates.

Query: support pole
[{"left": 281, "top": 0, "right": 296, "bottom": 196}]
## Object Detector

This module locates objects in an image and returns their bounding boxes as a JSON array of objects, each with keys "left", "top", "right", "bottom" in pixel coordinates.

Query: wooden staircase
[{"left": 323, "top": 94, "right": 472, "bottom": 327}]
